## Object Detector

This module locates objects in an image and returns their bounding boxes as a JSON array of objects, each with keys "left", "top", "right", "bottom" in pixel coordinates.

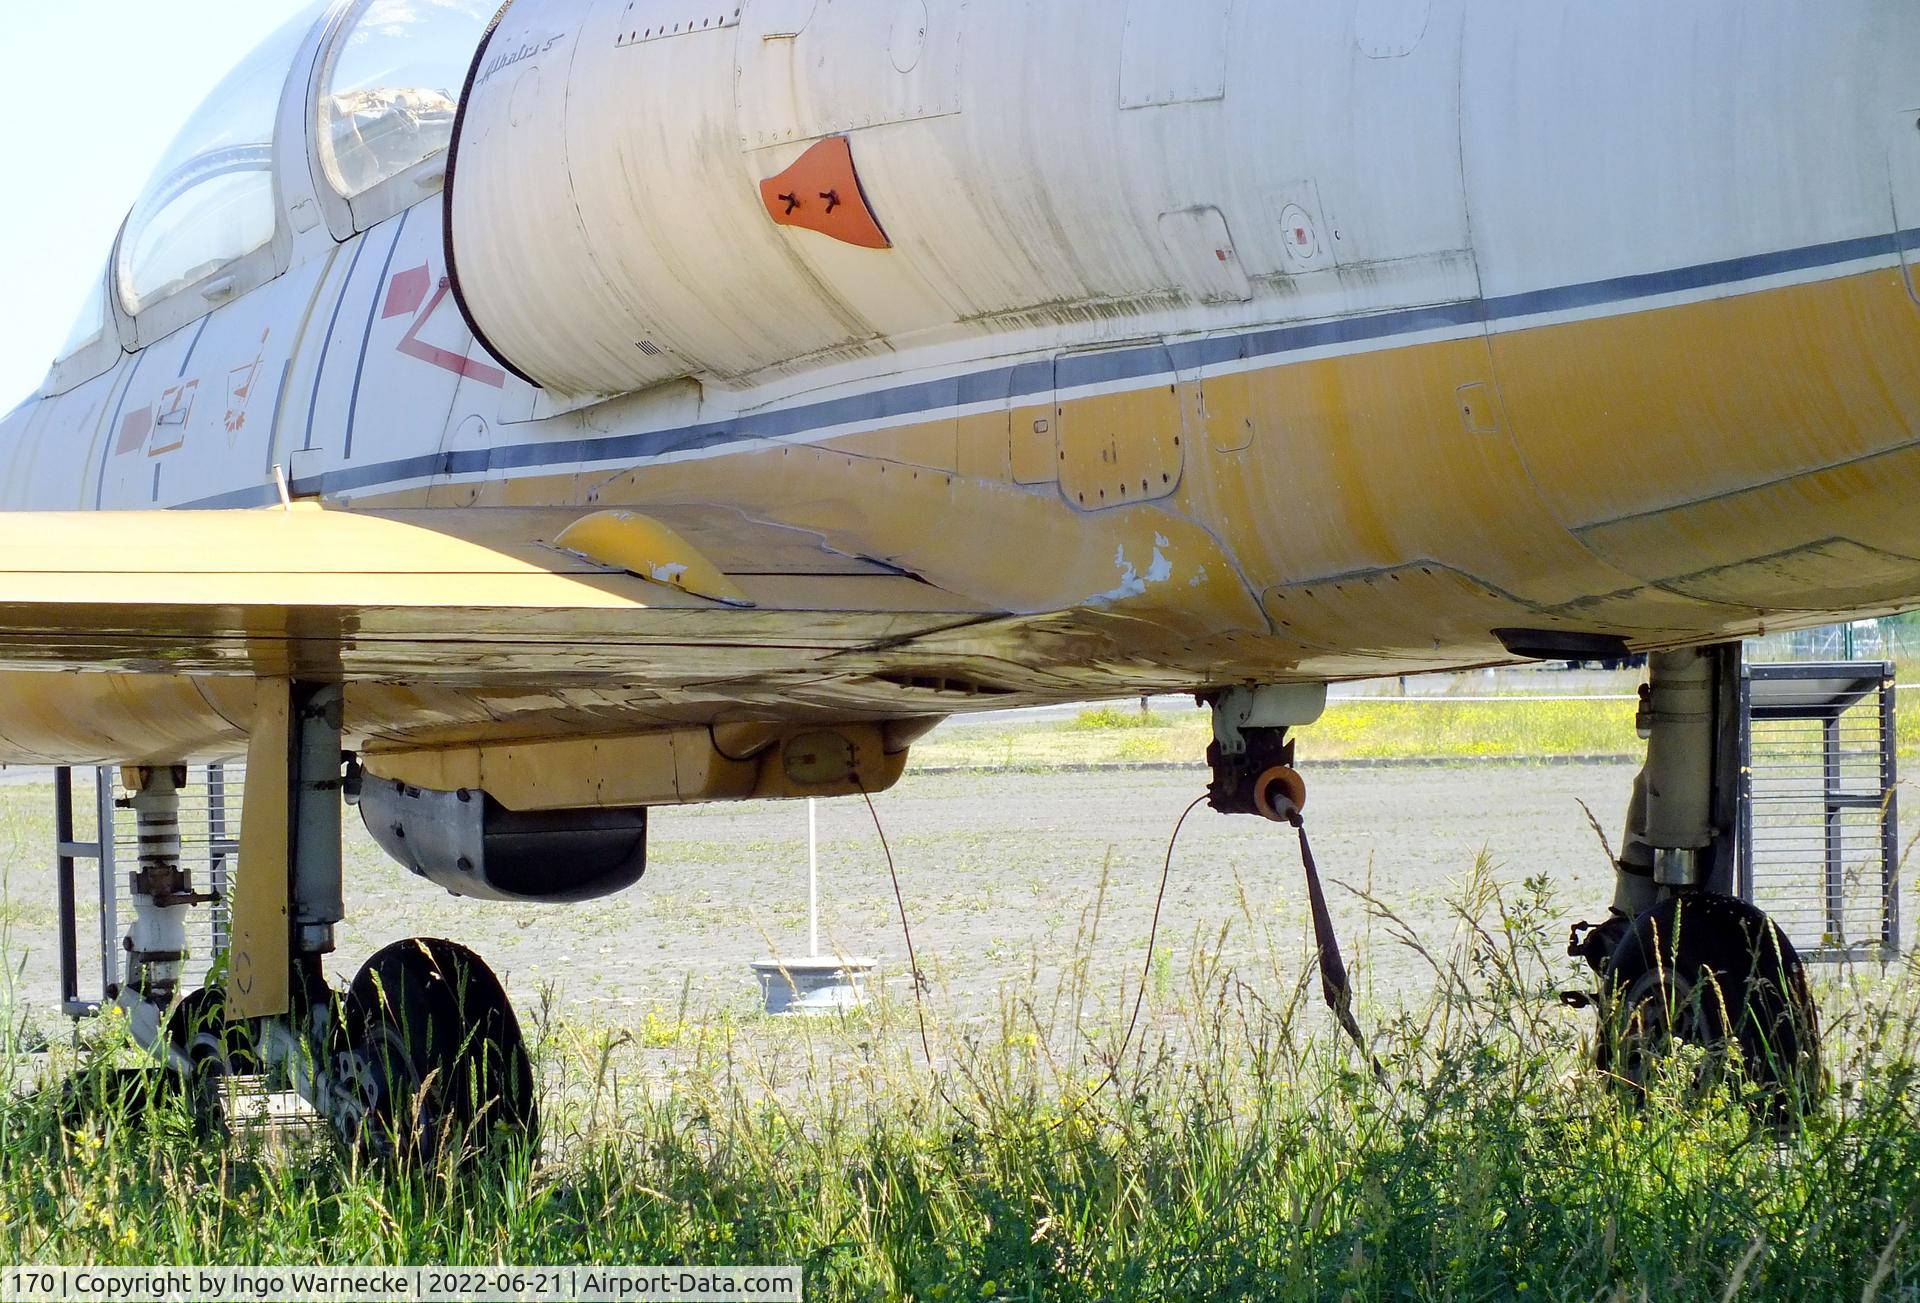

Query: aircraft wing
[{"left": 0, "top": 504, "right": 1002, "bottom": 683}]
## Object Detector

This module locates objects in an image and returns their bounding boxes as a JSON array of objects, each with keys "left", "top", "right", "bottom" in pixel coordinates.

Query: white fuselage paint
[{"left": 0, "top": 1, "right": 1914, "bottom": 678}]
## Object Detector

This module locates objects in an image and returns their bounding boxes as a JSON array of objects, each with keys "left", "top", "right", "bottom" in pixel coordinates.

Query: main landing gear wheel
[
  {"left": 335, "top": 938, "right": 537, "bottom": 1165},
  {"left": 1599, "top": 893, "right": 1822, "bottom": 1123},
  {"left": 165, "top": 987, "right": 259, "bottom": 1136},
  {"left": 61, "top": 992, "right": 257, "bottom": 1138}
]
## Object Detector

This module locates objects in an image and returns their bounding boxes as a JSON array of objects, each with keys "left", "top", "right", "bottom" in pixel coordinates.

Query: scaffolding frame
[
  {"left": 1738, "top": 662, "right": 1900, "bottom": 963},
  {"left": 54, "top": 764, "right": 238, "bottom": 1019}
]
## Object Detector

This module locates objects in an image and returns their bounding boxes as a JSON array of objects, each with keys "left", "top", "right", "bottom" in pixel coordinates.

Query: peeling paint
[
  {"left": 1093, "top": 538, "right": 1176, "bottom": 602},
  {"left": 1091, "top": 543, "right": 1150, "bottom": 603}
]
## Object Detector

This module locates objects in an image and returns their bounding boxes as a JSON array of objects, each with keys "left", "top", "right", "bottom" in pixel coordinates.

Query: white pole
[{"left": 807, "top": 797, "right": 820, "bottom": 958}]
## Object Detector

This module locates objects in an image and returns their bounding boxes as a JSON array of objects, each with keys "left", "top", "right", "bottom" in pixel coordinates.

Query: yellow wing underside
[
  {"left": 0, "top": 504, "right": 1001, "bottom": 681},
  {"left": 0, "top": 503, "right": 1292, "bottom": 773}
]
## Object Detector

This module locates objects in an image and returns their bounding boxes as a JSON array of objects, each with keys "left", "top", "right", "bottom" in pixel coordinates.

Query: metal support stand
[
  {"left": 52, "top": 768, "right": 93, "bottom": 1018},
  {"left": 1738, "top": 662, "right": 1899, "bottom": 961},
  {"left": 53, "top": 766, "right": 114, "bottom": 1020},
  {"left": 209, "top": 763, "right": 234, "bottom": 958},
  {"left": 93, "top": 773, "right": 117, "bottom": 1009},
  {"left": 1706, "top": 643, "right": 1744, "bottom": 899},
  {"left": 808, "top": 797, "right": 820, "bottom": 958}
]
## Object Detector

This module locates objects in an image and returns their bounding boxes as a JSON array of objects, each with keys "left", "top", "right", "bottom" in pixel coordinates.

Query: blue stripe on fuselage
[{"left": 181, "top": 227, "right": 1916, "bottom": 511}]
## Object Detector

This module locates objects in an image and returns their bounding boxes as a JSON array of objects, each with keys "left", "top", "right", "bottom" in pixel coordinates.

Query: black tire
[
  {"left": 163, "top": 987, "right": 258, "bottom": 1137},
  {"left": 57, "top": 1067, "right": 195, "bottom": 1136},
  {"left": 1600, "top": 892, "right": 1822, "bottom": 1121},
  {"left": 339, "top": 938, "right": 536, "bottom": 1164},
  {"left": 167, "top": 987, "right": 258, "bottom": 1078}
]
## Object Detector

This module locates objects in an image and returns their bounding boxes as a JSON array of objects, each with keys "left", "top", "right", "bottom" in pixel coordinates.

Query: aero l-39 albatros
[{"left": 0, "top": 0, "right": 1909, "bottom": 1148}]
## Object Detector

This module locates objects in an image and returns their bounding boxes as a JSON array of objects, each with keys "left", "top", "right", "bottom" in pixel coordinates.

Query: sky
[{"left": 0, "top": 1, "right": 315, "bottom": 408}]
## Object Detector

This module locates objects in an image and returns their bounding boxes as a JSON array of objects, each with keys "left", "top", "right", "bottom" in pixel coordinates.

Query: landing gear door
[{"left": 1892, "top": 110, "right": 1920, "bottom": 306}]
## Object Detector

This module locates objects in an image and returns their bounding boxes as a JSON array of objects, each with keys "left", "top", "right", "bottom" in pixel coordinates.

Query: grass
[
  {"left": 1067, "top": 705, "right": 1165, "bottom": 731},
  {"left": 1, "top": 686, "right": 1916, "bottom": 1296},
  {"left": 911, "top": 690, "right": 1920, "bottom": 771},
  {"left": 913, "top": 698, "right": 1644, "bottom": 770},
  {"left": 0, "top": 683, "right": 1904, "bottom": 779},
  {"left": 3, "top": 864, "right": 1918, "bottom": 1300}
]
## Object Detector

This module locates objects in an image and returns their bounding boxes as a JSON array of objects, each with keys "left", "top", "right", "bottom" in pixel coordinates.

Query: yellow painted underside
[{"left": 0, "top": 264, "right": 1913, "bottom": 766}]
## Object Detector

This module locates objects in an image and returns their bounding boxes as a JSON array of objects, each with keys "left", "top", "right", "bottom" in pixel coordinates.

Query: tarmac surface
[{"left": 3, "top": 761, "right": 1646, "bottom": 1037}]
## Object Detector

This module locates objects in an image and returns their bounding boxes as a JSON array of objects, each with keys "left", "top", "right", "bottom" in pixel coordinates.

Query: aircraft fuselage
[{"left": 0, "top": 0, "right": 1916, "bottom": 764}]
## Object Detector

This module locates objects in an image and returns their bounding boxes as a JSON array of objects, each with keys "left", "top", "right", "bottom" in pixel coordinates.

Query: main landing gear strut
[
  {"left": 115, "top": 682, "right": 537, "bottom": 1163},
  {"left": 1568, "top": 645, "right": 1821, "bottom": 1118}
]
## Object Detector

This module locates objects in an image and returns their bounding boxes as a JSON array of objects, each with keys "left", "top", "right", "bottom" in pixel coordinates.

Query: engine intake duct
[{"left": 358, "top": 777, "right": 646, "bottom": 904}]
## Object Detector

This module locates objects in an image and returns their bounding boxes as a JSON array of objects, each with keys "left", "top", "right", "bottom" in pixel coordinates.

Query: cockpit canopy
[
  {"left": 320, "top": 0, "right": 484, "bottom": 198},
  {"left": 50, "top": 0, "right": 491, "bottom": 391},
  {"left": 118, "top": 8, "right": 313, "bottom": 315}
]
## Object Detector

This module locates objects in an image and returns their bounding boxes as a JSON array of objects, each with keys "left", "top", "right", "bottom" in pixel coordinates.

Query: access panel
[{"left": 1054, "top": 344, "right": 1186, "bottom": 510}]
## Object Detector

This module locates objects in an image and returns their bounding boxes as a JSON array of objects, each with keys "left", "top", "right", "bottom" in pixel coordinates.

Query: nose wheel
[
  {"left": 331, "top": 938, "right": 537, "bottom": 1164},
  {"left": 1598, "top": 893, "right": 1822, "bottom": 1122}
]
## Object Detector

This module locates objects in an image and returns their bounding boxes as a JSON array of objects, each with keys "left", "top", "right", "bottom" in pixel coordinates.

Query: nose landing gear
[{"left": 1207, "top": 655, "right": 1823, "bottom": 1118}]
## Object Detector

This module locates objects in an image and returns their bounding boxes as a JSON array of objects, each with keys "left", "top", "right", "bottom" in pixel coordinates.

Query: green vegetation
[
  {"left": 1301, "top": 697, "right": 1639, "bottom": 762},
  {"left": 1, "top": 685, "right": 1915, "bottom": 1295},
  {"left": 4, "top": 867, "right": 1918, "bottom": 1300},
  {"left": 1068, "top": 705, "right": 1163, "bottom": 731},
  {"left": 913, "top": 690, "right": 1920, "bottom": 771},
  {"left": 914, "top": 697, "right": 1645, "bottom": 770}
]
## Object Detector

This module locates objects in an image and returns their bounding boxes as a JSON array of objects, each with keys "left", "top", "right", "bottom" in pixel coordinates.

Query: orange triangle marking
[{"left": 759, "top": 136, "right": 892, "bottom": 251}]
